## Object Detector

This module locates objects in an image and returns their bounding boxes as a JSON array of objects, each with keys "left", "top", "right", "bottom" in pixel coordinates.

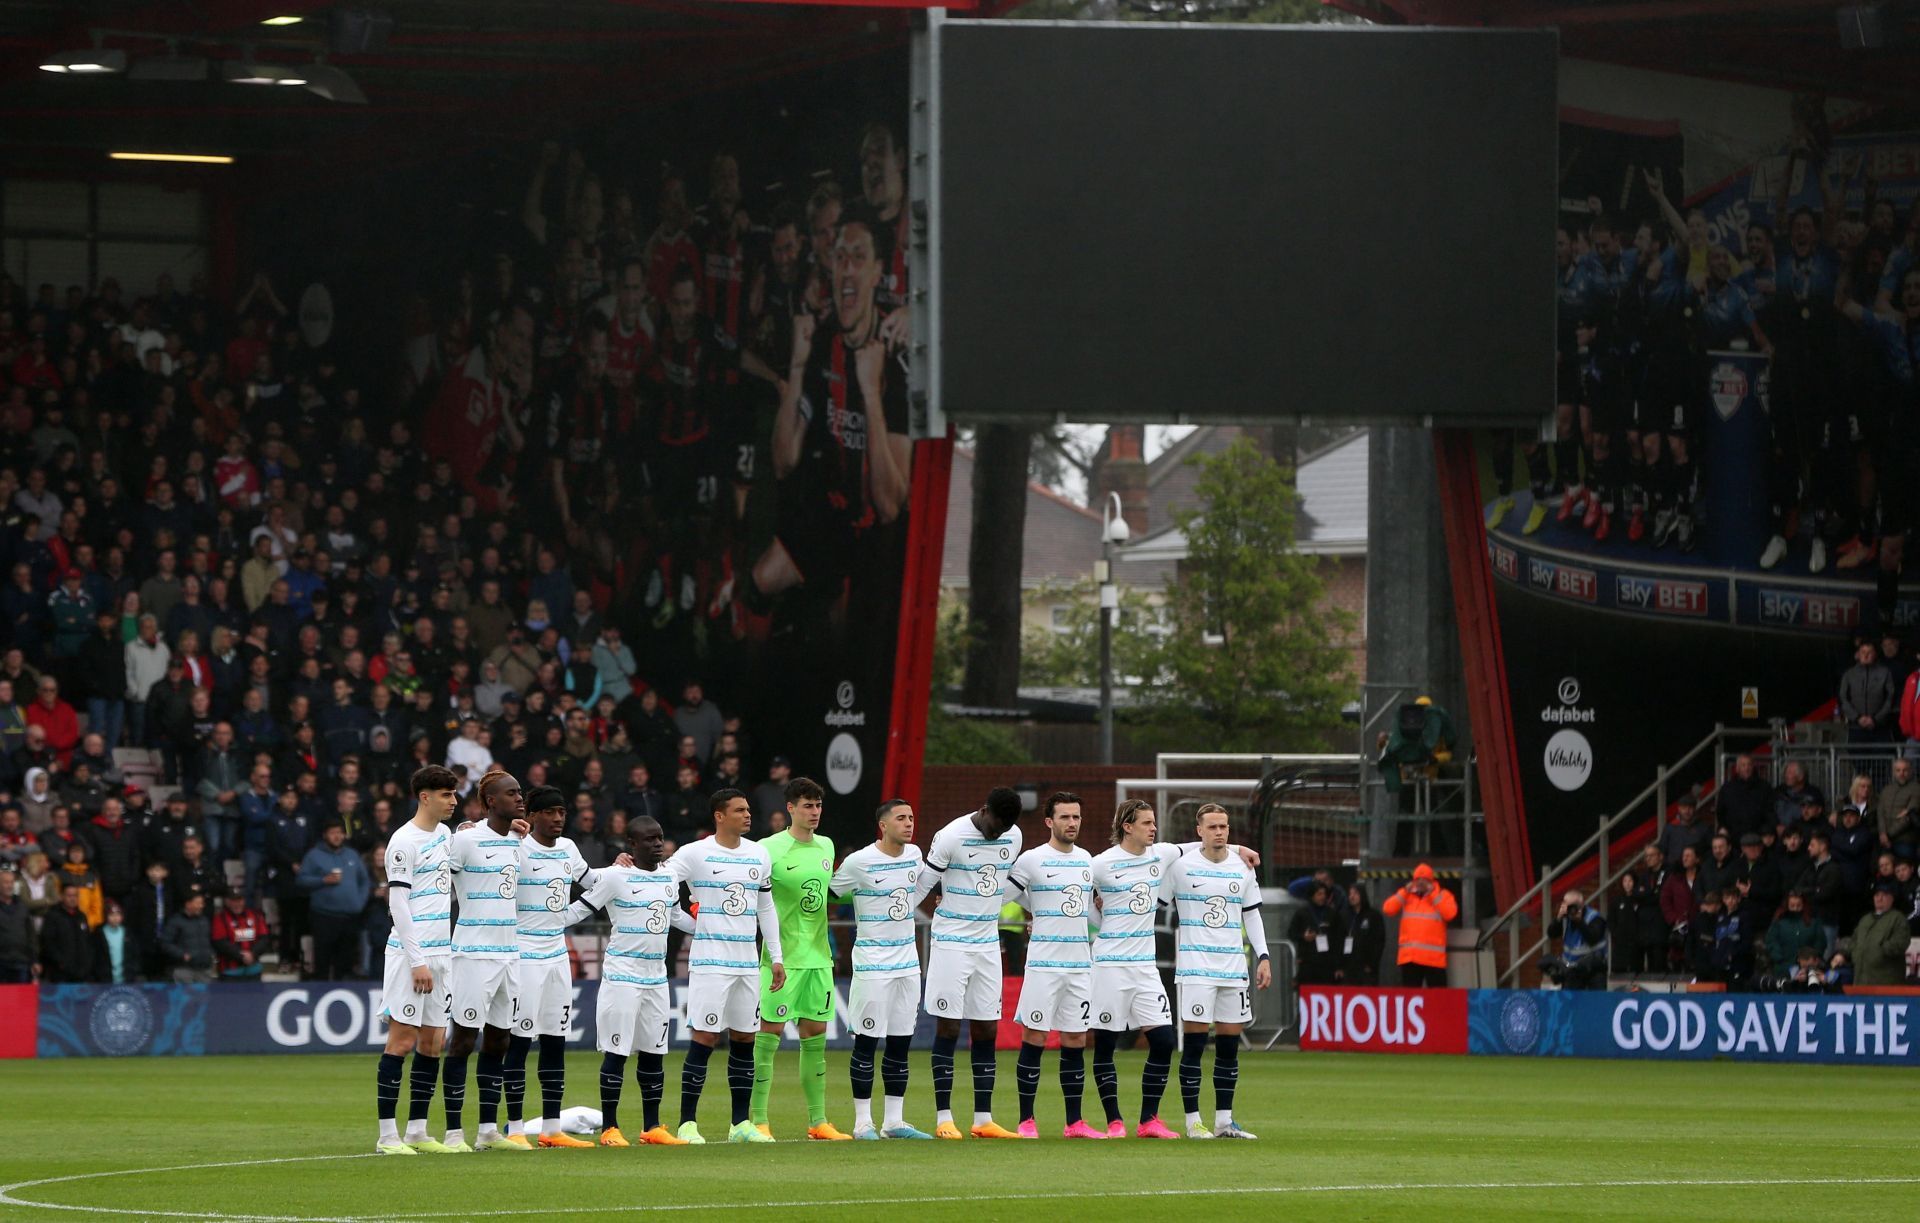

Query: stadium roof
[
  {"left": 0, "top": 0, "right": 959, "bottom": 172},
  {"left": 1339, "top": 1, "right": 1920, "bottom": 104}
]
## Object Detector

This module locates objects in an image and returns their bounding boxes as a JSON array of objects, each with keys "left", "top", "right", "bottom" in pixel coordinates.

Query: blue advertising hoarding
[
  {"left": 36, "top": 979, "right": 936, "bottom": 1059},
  {"left": 1468, "top": 989, "right": 1920, "bottom": 1066}
]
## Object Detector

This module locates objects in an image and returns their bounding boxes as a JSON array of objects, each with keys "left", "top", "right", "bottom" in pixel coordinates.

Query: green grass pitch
[{"left": 1, "top": 1050, "right": 1914, "bottom": 1220}]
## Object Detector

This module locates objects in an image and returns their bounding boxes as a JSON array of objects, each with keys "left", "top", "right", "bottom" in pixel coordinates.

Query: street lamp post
[{"left": 1099, "top": 492, "right": 1130, "bottom": 766}]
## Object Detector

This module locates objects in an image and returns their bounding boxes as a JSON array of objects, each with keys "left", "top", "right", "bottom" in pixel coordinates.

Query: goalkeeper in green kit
[{"left": 751, "top": 776, "right": 853, "bottom": 1140}]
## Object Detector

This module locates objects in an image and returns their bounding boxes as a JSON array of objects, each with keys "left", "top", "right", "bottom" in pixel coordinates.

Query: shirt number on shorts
[
  {"left": 721, "top": 882, "right": 749, "bottom": 916},
  {"left": 886, "top": 888, "right": 911, "bottom": 921},
  {"left": 975, "top": 864, "right": 998, "bottom": 897},
  {"left": 1128, "top": 882, "right": 1154, "bottom": 914},
  {"left": 1061, "top": 884, "right": 1086, "bottom": 918},
  {"left": 644, "top": 900, "right": 669, "bottom": 934},
  {"left": 1202, "top": 896, "right": 1230, "bottom": 929}
]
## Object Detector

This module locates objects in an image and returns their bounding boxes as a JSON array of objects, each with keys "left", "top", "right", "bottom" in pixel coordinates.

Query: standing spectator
[
  {"left": 1833, "top": 804, "right": 1877, "bottom": 929},
  {"left": 1709, "top": 887, "right": 1755, "bottom": 989},
  {"left": 158, "top": 887, "right": 215, "bottom": 983},
  {"left": 672, "top": 678, "right": 724, "bottom": 763},
  {"left": 37, "top": 880, "right": 94, "bottom": 982},
  {"left": 1612, "top": 866, "right": 1658, "bottom": 974},
  {"left": 298, "top": 818, "right": 369, "bottom": 980},
  {"left": 1766, "top": 890, "right": 1825, "bottom": 975},
  {"left": 1840, "top": 638, "right": 1896, "bottom": 743},
  {"left": 172, "top": 835, "right": 222, "bottom": 901},
  {"left": 1804, "top": 829, "right": 1845, "bottom": 955},
  {"left": 1773, "top": 762, "right": 1824, "bottom": 831},
  {"left": 444, "top": 715, "right": 493, "bottom": 778},
  {"left": 127, "top": 858, "right": 173, "bottom": 978},
  {"left": 25, "top": 676, "right": 78, "bottom": 766},
  {"left": 195, "top": 722, "right": 246, "bottom": 864},
  {"left": 97, "top": 901, "right": 132, "bottom": 983},
  {"left": 268, "top": 788, "right": 316, "bottom": 971},
  {"left": 663, "top": 763, "right": 706, "bottom": 845},
  {"left": 589, "top": 624, "right": 637, "bottom": 696},
  {"left": 1897, "top": 658, "right": 1920, "bottom": 755},
  {"left": 316, "top": 678, "right": 373, "bottom": 761},
  {"left": 77, "top": 611, "right": 125, "bottom": 749},
  {"left": 1541, "top": 888, "right": 1609, "bottom": 989},
  {"left": 0, "top": 865, "right": 32, "bottom": 982},
  {"left": 1287, "top": 881, "right": 1342, "bottom": 985},
  {"left": 1774, "top": 825, "right": 1812, "bottom": 896},
  {"left": 46, "top": 567, "right": 95, "bottom": 663},
  {"left": 1733, "top": 833, "right": 1783, "bottom": 935},
  {"left": 83, "top": 795, "right": 140, "bottom": 907},
  {"left": 1717, "top": 755, "right": 1773, "bottom": 844},
  {"left": 1657, "top": 795, "right": 1712, "bottom": 866},
  {"left": 1341, "top": 884, "right": 1385, "bottom": 985},
  {"left": 1851, "top": 882, "right": 1912, "bottom": 986},
  {"left": 1879, "top": 755, "right": 1920, "bottom": 856},
  {"left": 616, "top": 763, "right": 665, "bottom": 826},
  {"left": 1380, "top": 863, "right": 1457, "bottom": 988},
  {"left": 1699, "top": 832, "right": 1739, "bottom": 898},
  {"left": 209, "top": 889, "right": 266, "bottom": 979},
  {"left": 0, "top": 679, "right": 26, "bottom": 764},
  {"left": 237, "top": 763, "right": 276, "bottom": 905}
]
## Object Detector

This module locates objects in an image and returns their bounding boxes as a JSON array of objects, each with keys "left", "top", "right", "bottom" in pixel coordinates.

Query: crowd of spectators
[
  {"left": 0, "top": 121, "right": 914, "bottom": 984},
  {"left": 1593, "top": 739, "right": 1920, "bottom": 992},
  {"left": 1491, "top": 109, "right": 1920, "bottom": 604}
]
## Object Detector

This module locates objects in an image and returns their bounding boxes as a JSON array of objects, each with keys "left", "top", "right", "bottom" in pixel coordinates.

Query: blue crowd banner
[
  {"left": 36, "top": 979, "right": 936, "bottom": 1058},
  {"left": 1469, "top": 990, "right": 1920, "bottom": 1066},
  {"left": 37, "top": 984, "right": 210, "bottom": 1059}
]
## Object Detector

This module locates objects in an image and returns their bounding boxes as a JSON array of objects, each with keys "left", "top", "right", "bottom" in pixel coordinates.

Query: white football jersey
[
  {"left": 449, "top": 823, "right": 522, "bottom": 960},
  {"left": 571, "top": 866, "right": 679, "bottom": 988},
  {"left": 1169, "top": 849, "right": 1263, "bottom": 988},
  {"left": 925, "top": 817, "right": 1023, "bottom": 951},
  {"left": 1009, "top": 843, "right": 1095, "bottom": 973},
  {"left": 832, "top": 843, "right": 925, "bottom": 978},
  {"left": 385, "top": 819, "right": 453, "bottom": 961},
  {"left": 665, "top": 836, "right": 774, "bottom": 976},
  {"left": 1089, "top": 842, "right": 1184, "bottom": 969},
  {"left": 517, "top": 836, "right": 590, "bottom": 962}
]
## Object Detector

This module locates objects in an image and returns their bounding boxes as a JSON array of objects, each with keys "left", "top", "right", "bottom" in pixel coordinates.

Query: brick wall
[
  {"left": 1316, "top": 555, "right": 1368, "bottom": 678},
  {"left": 917, "top": 764, "right": 1140, "bottom": 853}
]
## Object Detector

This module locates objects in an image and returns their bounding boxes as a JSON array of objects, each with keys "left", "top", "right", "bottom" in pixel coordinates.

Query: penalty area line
[{"left": 4, "top": 1159, "right": 1920, "bottom": 1220}]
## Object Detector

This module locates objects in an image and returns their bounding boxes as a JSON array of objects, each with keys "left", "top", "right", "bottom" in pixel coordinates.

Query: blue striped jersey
[
  {"left": 1089, "top": 842, "right": 1184, "bottom": 968},
  {"left": 1009, "top": 844, "right": 1094, "bottom": 973},
  {"left": 831, "top": 842, "right": 924, "bottom": 978},
  {"left": 449, "top": 823, "right": 523, "bottom": 960},
  {"left": 664, "top": 836, "right": 773, "bottom": 977},
  {"left": 925, "top": 817, "right": 1023, "bottom": 949},
  {"left": 1170, "top": 849, "right": 1260, "bottom": 986},
  {"left": 385, "top": 819, "right": 452, "bottom": 962},
  {"left": 517, "top": 836, "right": 590, "bottom": 961},
  {"left": 571, "top": 866, "right": 679, "bottom": 988}
]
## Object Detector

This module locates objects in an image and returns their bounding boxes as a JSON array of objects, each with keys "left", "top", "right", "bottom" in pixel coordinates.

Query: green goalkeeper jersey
[{"left": 760, "top": 830, "right": 836, "bottom": 969}]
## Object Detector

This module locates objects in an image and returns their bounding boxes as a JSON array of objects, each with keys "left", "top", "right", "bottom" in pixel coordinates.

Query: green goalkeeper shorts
[{"left": 759, "top": 965, "right": 835, "bottom": 1025}]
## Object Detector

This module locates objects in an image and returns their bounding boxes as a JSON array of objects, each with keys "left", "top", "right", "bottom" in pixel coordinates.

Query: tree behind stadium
[{"left": 1138, "top": 438, "right": 1352, "bottom": 751}]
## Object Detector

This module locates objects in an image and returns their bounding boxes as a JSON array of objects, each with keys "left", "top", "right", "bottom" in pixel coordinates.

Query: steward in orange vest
[{"left": 1380, "top": 863, "right": 1457, "bottom": 988}]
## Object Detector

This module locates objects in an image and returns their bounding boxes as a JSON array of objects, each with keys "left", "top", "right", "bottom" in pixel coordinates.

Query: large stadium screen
[{"left": 926, "top": 20, "right": 1559, "bottom": 427}]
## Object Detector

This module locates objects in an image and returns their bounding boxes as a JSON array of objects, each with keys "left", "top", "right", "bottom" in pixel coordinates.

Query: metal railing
[{"left": 1474, "top": 723, "right": 1773, "bottom": 988}]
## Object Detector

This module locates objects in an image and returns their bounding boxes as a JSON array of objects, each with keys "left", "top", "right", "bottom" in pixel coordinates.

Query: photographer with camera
[
  {"left": 1381, "top": 863, "right": 1457, "bottom": 988},
  {"left": 1540, "top": 888, "right": 1609, "bottom": 990}
]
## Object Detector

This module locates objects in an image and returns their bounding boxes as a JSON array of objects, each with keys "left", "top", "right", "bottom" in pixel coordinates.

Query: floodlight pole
[{"left": 1099, "top": 492, "right": 1126, "bottom": 765}]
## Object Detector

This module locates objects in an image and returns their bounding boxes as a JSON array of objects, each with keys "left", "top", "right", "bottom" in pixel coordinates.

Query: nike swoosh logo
[
  {"left": 785, "top": 864, "right": 798, "bottom": 871},
  {"left": 484, "top": 853, "right": 498, "bottom": 861},
  {"left": 711, "top": 867, "right": 725, "bottom": 874}
]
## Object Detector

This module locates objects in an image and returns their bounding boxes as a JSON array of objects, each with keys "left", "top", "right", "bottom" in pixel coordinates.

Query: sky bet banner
[{"left": 33, "top": 979, "right": 936, "bottom": 1058}]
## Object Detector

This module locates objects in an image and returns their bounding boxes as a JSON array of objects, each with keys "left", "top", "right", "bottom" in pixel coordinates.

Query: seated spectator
[
  {"left": 25, "top": 676, "right": 79, "bottom": 766},
  {"left": 0, "top": 805, "right": 30, "bottom": 865},
  {"left": 445, "top": 715, "right": 493, "bottom": 778}
]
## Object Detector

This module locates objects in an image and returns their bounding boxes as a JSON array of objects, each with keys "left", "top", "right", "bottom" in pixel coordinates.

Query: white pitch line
[{"left": 4, "top": 1159, "right": 1920, "bottom": 1220}]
